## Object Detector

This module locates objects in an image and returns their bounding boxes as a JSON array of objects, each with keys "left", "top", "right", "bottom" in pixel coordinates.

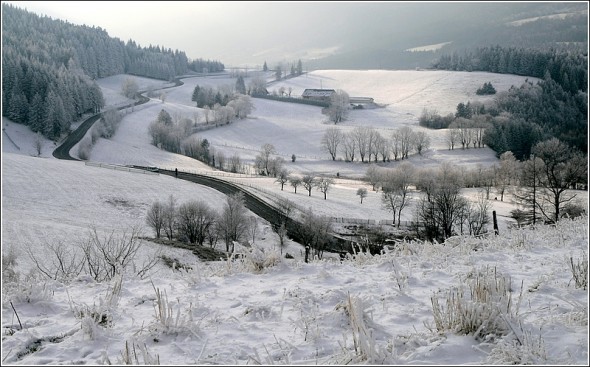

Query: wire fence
[{"left": 85, "top": 161, "right": 159, "bottom": 175}]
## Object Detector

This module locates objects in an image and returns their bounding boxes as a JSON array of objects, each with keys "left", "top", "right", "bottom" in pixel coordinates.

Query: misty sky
[
  {"left": 2, "top": 1, "right": 464, "bottom": 66},
  {"left": 3, "top": 1, "right": 579, "bottom": 68}
]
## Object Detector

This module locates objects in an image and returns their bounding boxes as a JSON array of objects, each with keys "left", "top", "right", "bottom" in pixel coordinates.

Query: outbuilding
[{"left": 301, "top": 89, "right": 336, "bottom": 102}]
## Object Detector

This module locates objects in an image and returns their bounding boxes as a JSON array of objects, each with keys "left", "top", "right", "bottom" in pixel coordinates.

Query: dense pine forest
[
  {"left": 432, "top": 45, "right": 588, "bottom": 159},
  {"left": 1, "top": 4, "right": 224, "bottom": 140}
]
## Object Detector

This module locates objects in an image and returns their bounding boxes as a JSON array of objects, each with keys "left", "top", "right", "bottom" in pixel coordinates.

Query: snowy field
[{"left": 2, "top": 69, "right": 588, "bottom": 365}]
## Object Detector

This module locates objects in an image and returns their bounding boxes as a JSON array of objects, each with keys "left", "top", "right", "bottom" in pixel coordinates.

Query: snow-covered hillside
[{"left": 2, "top": 69, "right": 588, "bottom": 365}]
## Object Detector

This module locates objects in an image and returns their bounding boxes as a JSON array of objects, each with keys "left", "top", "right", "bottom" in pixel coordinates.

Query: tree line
[
  {"left": 321, "top": 125, "right": 432, "bottom": 163},
  {"left": 2, "top": 3, "right": 224, "bottom": 140},
  {"left": 431, "top": 44, "right": 587, "bottom": 157}
]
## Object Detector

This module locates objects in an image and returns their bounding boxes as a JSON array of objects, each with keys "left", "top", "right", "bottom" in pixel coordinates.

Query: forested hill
[
  {"left": 431, "top": 45, "right": 588, "bottom": 158},
  {"left": 1, "top": 3, "right": 224, "bottom": 140}
]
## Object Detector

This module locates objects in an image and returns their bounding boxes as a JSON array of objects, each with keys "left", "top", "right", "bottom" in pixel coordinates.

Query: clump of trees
[
  {"left": 148, "top": 107, "right": 253, "bottom": 172},
  {"left": 476, "top": 82, "right": 496, "bottom": 95},
  {"left": 414, "top": 163, "right": 491, "bottom": 242},
  {"left": 433, "top": 44, "right": 587, "bottom": 156},
  {"left": 146, "top": 193, "right": 256, "bottom": 253}
]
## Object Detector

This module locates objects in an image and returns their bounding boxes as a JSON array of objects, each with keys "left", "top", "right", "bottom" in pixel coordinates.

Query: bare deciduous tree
[
  {"left": 321, "top": 127, "right": 344, "bottom": 160},
  {"left": 121, "top": 77, "right": 139, "bottom": 99},
  {"left": 146, "top": 201, "right": 165, "bottom": 238},
  {"left": 255, "top": 143, "right": 277, "bottom": 176},
  {"left": 302, "top": 175, "right": 316, "bottom": 197},
  {"left": 356, "top": 188, "right": 368, "bottom": 204},
  {"left": 177, "top": 200, "right": 217, "bottom": 245},
  {"left": 413, "top": 130, "right": 431, "bottom": 155},
  {"left": 352, "top": 126, "right": 370, "bottom": 162},
  {"left": 296, "top": 208, "right": 333, "bottom": 261},
  {"left": 275, "top": 169, "right": 290, "bottom": 190},
  {"left": 217, "top": 192, "right": 249, "bottom": 253},
  {"left": 325, "top": 89, "right": 350, "bottom": 123},
  {"left": 316, "top": 177, "right": 335, "bottom": 200},
  {"left": 289, "top": 176, "right": 302, "bottom": 194},
  {"left": 163, "top": 195, "right": 177, "bottom": 240}
]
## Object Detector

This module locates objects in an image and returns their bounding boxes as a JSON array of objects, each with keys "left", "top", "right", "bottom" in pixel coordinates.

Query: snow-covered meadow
[{"left": 2, "top": 69, "right": 588, "bottom": 365}]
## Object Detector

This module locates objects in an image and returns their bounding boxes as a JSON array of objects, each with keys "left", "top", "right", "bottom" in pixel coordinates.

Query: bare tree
[
  {"left": 446, "top": 128, "right": 460, "bottom": 150},
  {"left": 121, "top": 77, "right": 139, "bottom": 99},
  {"left": 374, "top": 133, "right": 389, "bottom": 162},
  {"left": 367, "top": 128, "right": 379, "bottom": 162},
  {"left": 217, "top": 192, "right": 249, "bottom": 253},
  {"left": 390, "top": 130, "right": 401, "bottom": 161},
  {"left": 26, "top": 241, "right": 85, "bottom": 281},
  {"left": 163, "top": 195, "right": 177, "bottom": 240},
  {"left": 289, "top": 176, "right": 302, "bottom": 193},
  {"left": 302, "top": 175, "right": 316, "bottom": 197},
  {"left": 495, "top": 151, "right": 519, "bottom": 201},
  {"left": 275, "top": 169, "right": 290, "bottom": 190},
  {"left": 343, "top": 132, "right": 357, "bottom": 162},
  {"left": 397, "top": 126, "right": 414, "bottom": 159},
  {"left": 255, "top": 143, "right": 277, "bottom": 176},
  {"left": 352, "top": 126, "right": 370, "bottom": 162},
  {"left": 316, "top": 177, "right": 335, "bottom": 200},
  {"left": 177, "top": 200, "right": 217, "bottom": 245},
  {"left": 80, "top": 226, "right": 147, "bottom": 282},
  {"left": 248, "top": 75, "right": 268, "bottom": 95},
  {"left": 325, "top": 89, "right": 350, "bottom": 123},
  {"left": 414, "top": 163, "right": 466, "bottom": 241},
  {"left": 413, "top": 130, "right": 431, "bottom": 155},
  {"left": 229, "top": 153, "right": 243, "bottom": 173},
  {"left": 321, "top": 127, "right": 344, "bottom": 160},
  {"left": 146, "top": 201, "right": 165, "bottom": 238},
  {"left": 297, "top": 207, "right": 333, "bottom": 261},
  {"left": 466, "top": 192, "right": 491, "bottom": 236},
  {"left": 364, "top": 165, "right": 383, "bottom": 191},
  {"left": 532, "top": 138, "right": 588, "bottom": 223},
  {"left": 357, "top": 188, "right": 368, "bottom": 204},
  {"left": 380, "top": 164, "right": 416, "bottom": 226},
  {"left": 267, "top": 157, "right": 285, "bottom": 178}
]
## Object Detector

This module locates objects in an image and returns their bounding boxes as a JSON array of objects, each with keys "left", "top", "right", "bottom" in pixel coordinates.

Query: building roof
[{"left": 301, "top": 89, "right": 336, "bottom": 98}]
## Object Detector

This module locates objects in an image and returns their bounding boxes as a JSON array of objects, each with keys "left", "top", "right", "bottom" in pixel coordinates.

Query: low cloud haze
[{"left": 5, "top": 1, "right": 587, "bottom": 68}]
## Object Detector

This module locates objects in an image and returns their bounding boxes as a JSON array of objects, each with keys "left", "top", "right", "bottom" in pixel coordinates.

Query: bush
[{"left": 78, "top": 136, "right": 93, "bottom": 160}]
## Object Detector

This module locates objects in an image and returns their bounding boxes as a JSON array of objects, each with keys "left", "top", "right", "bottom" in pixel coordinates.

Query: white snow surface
[{"left": 2, "top": 70, "right": 588, "bottom": 365}]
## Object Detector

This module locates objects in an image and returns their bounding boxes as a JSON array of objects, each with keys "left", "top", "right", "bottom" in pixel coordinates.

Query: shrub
[{"left": 78, "top": 136, "right": 93, "bottom": 160}]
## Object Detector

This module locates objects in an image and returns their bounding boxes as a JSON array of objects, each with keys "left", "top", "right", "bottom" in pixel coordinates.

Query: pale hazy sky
[
  {"left": 5, "top": 1, "right": 572, "bottom": 68},
  {"left": 4, "top": 1, "right": 460, "bottom": 67}
]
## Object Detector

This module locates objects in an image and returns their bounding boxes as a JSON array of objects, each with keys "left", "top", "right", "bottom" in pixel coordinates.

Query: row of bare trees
[
  {"left": 321, "top": 125, "right": 431, "bottom": 163},
  {"left": 359, "top": 137, "right": 587, "bottom": 241}
]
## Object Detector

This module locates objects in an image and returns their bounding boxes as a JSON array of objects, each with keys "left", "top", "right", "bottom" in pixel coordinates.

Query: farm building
[{"left": 301, "top": 89, "right": 336, "bottom": 102}]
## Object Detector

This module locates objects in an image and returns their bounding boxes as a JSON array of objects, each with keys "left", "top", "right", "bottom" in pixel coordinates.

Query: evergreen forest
[{"left": 1, "top": 4, "right": 224, "bottom": 140}]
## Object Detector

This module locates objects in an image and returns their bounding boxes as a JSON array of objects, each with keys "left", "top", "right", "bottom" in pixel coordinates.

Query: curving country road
[
  {"left": 53, "top": 78, "right": 180, "bottom": 160},
  {"left": 53, "top": 74, "right": 351, "bottom": 255}
]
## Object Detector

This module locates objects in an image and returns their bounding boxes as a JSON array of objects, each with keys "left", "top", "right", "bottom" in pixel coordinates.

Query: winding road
[{"left": 52, "top": 74, "right": 350, "bottom": 255}]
